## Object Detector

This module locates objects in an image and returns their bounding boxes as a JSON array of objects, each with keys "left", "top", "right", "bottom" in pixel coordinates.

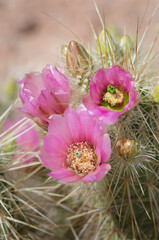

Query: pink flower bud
[
  {"left": 18, "top": 64, "right": 71, "bottom": 128},
  {"left": 66, "top": 40, "right": 92, "bottom": 77}
]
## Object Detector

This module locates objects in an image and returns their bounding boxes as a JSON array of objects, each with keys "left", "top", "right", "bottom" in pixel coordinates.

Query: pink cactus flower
[
  {"left": 3, "top": 117, "right": 40, "bottom": 163},
  {"left": 39, "top": 107, "right": 111, "bottom": 183},
  {"left": 83, "top": 65, "right": 139, "bottom": 125},
  {"left": 18, "top": 64, "right": 71, "bottom": 127}
]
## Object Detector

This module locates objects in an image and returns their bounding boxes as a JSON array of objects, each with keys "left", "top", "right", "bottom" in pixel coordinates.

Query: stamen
[
  {"left": 66, "top": 142, "right": 96, "bottom": 176},
  {"left": 103, "top": 88, "right": 124, "bottom": 107}
]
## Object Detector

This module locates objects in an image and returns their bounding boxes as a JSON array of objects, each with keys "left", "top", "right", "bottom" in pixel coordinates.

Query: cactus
[
  {"left": 58, "top": 22, "right": 159, "bottom": 240},
  {"left": 1, "top": 3, "right": 159, "bottom": 240},
  {"left": 0, "top": 110, "right": 71, "bottom": 239}
]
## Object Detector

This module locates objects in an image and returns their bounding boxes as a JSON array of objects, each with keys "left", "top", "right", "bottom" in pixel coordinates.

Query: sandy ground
[{"left": 0, "top": 0, "right": 159, "bottom": 108}]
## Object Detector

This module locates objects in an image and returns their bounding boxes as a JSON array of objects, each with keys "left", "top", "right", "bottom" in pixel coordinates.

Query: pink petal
[
  {"left": 48, "top": 168, "right": 74, "bottom": 179},
  {"left": 64, "top": 106, "right": 83, "bottom": 142},
  {"left": 59, "top": 175, "right": 82, "bottom": 183},
  {"left": 76, "top": 104, "right": 87, "bottom": 113},
  {"left": 100, "top": 134, "right": 112, "bottom": 163},
  {"left": 48, "top": 115, "right": 72, "bottom": 146},
  {"left": 82, "top": 164, "right": 111, "bottom": 182},
  {"left": 78, "top": 110, "right": 97, "bottom": 143},
  {"left": 19, "top": 72, "right": 44, "bottom": 98},
  {"left": 91, "top": 69, "right": 106, "bottom": 93},
  {"left": 82, "top": 166, "right": 102, "bottom": 182},
  {"left": 47, "top": 91, "right": 70, "bottom": 114},
  {"left": 95, "top": 164, "right": 111, "bottom": 181},
  {"left": 83, "top": 95, "right": 119, "bottom": 125},
  {"left": 16, "top": 122, "right": 39, "bottom": 152},
  {"left": 18, "top": 64, "right": 71, "bottom": 126},
  {"left": 43, "top": 135, "right": 67, "bottom": 157},
  {"left": 48, "top": 168, "right": 82, "bottom": 183},
  {"left": 90, "top": 82, "right": 101, "bottom": 104},
  {"left": 39, "top": 148, "right": 64, "bottom": 171},
  {"left": 53, "top": 67, "right": 70, "bottom": 92},
  {"left": 42, "top": 65, "right": 70, "bottom": 93}
]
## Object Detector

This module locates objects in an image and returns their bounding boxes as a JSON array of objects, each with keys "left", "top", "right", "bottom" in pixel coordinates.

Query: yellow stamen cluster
[
  {"left": 103, "top": 88, "right": 124, "bottom": 107},
  {"left": 66, "top": 142, "right": 96, "bottom": 176}
]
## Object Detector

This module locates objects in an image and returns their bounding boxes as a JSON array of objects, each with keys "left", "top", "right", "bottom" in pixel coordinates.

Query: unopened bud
[
  {"left": 116, "top": 139, "right": 138, "bottom": 159},
  {"left": 152, "top": 83, "right": 159, "bottom": 103},
  {"left": 66, "top": 40, "right": 92, "bottom": 77},
  {"left": 96, "top": 28, "right": 116, "bottom": 57},
  {"left": 120, "top": 35, "right": 133, "bottom": 55}
]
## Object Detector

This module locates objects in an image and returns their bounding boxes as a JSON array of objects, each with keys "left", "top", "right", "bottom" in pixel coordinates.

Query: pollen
[
  {"left": 66, "top": 142, "right": 97, "bottom": 176},
  {"left": 103, "top": 88, "right": 124, "bottom": 107}
]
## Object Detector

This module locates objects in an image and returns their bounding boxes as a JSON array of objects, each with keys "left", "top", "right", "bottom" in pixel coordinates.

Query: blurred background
[{"left": 0, "top": 0, "right": 159, "bottom": 112}]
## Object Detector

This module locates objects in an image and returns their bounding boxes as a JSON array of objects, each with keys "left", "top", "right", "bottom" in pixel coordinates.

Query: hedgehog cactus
[
  {"left": 1, "top": 4, "right": 159, "bottom": 240},
  {"left": 104, "top": 96, "right": 159, "bottom": 239},
  {"left": 58, "top": 26, "right": 159, "bottom": 239}
]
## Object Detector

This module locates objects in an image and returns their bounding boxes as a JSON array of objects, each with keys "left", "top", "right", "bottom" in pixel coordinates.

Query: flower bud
[
  {"left": 18, "top": 65, "right": 70, "bottom": 128},
  {"left": 96, "top": 28, "right": 116, "bottom": 57},
  {"left": 152, "top": 83, "right": 159, "bottom": 103},
  {"left": 119, "top": 35, "right": 133, "bottom": 55},
  {"left": 66, "top": 40, "right": 92, "bottom": 77},
  {"left": 116, "top": 139, "right": 138, "bottom": 159}
]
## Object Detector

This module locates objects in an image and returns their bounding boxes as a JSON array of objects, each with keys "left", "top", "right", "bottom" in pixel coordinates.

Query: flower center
[
  {"left": 66, "top": 142, "right": 97, "bottom": 176},
  {"left": 103, "top": 85, "right": 124, "bottom": 107}
]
